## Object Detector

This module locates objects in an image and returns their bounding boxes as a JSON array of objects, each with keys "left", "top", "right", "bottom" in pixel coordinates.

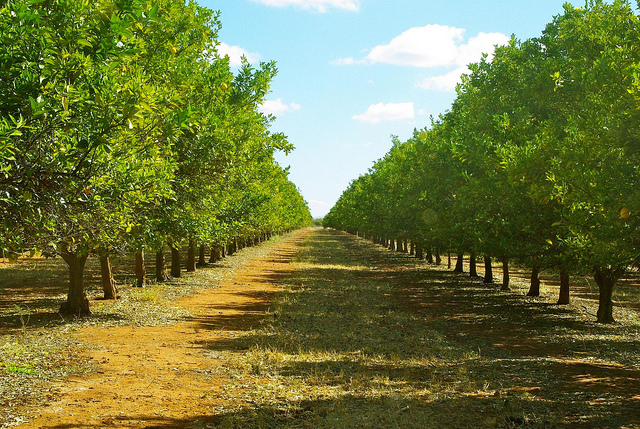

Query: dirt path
[
  {"left": 8, "top": 228, "right": 640, "bottom": 428},
  {"left": 17, "top": 230, "right": 311, "bottom": 428}
]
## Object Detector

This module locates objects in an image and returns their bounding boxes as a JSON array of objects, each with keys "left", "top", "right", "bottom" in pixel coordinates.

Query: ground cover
[
  {"left": 0, "top": 228, "right": 638, "bottom": 428},
  {"left": 213, "top": 229, "right": 640, "bottom": 428}
]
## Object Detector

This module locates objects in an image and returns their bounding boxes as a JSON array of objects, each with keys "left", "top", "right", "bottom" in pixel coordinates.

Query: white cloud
[
  {"left": 250, "top": 0, "right": 360, "bottom": 12},
  {"left": 456, "top": 32, "right": 510, "bottom": 66},
  {"left": 418, "top": 66, "right": 469, "bottom": 92},
  {"left": 260, "top": 98, "right": 301, "bottom": 116},
  {"left": 353, "top": 102, "right": 415, "bottom": 124},
  {"left": 216, "top": 42, "right": 260, "bottom": 66},
  {"left": 332, "top": 25, "right": 509, "bottom": 92},
  {"left": 366, "top": 25, "right": 465, "bottom": 68},
  {"left": 359, "top": 25, "right": 508, "bottom": 68}
]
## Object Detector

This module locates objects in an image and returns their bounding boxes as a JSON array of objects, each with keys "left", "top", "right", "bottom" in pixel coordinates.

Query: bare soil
[{"left": 9, "top": 231, "right": 309, "bottom": 428}]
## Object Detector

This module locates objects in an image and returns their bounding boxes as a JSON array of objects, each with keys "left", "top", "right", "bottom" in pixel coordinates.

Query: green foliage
[
  {"left": 0, "top": 0, "right": 310, "bottom": 314},
  {"left": 326, "top": 0, "right": 640, "bottom": 322},
  {"left": 4, "top": 362, "right": 37, "bottom": 375}
]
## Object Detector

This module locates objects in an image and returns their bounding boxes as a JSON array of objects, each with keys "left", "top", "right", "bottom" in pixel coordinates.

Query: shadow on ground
[{"left": 178, "top": 229, "right": 640, "bottom": 428}]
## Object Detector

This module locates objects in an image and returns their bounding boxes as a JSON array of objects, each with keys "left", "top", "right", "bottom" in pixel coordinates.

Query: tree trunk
[
  {"left": 99, "top": 252, "right": 118, "bottom": 299},
  {"left": 593, "top": 266, "right": 622, "bottom": 323},
  {"left": 426, "top": 249, "right": 433, "bottom": 264},
  {"left": 447, "top": 252, "right": 451, "bottom": 269},
  {"left": 415, "top": 244, "right": 423, "bottom": 259},
  {"left": 410, "top": 242, "right": 415, "bottom": 256},
  {"left": 501, "top": 258, "right": 510, "bottom": 290},
  {"left": 454, "top": 253, "right": 464, "bottom": 273},
  {"left": 198, "top": 245, "right": 206, "bottom": 267},
  {"left": 170, "top": 241, "right": 181, "bottom": 278},
  {"left": 209, "top": 246, "right": 221, "bottom": 264},
  {"left": 59, "top": 251, "right": 90, "bottom": 315},
  {"left": 133, "top": 250, "right": 146, "bottom": 287},
  {"left": 483, "top": 257, "right": 493, "bottom": 284},
  {"left": 527, "top": 266, "right": 541, "bottom": 297},
  {"left": 469, "top": 252, "right": 478, "bottom": 277},
  {"left": 156, "top": 250, "right": 169, "bottom": 283},
  {"left": 435, "top": 249, "right": 441, "bottom": 265},
  {"left": 557, "top": 269, "right": 570, "bottom": 305},
  {"left": 187, "top": 239, "right": 196, "bottom": 272}
]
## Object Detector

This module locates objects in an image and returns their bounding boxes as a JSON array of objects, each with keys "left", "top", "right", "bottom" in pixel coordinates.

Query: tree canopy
[
  {"left": 0, "top": 0, "right": 311, "bottom": 314},
  {"left": 325, "top": 0, "right": 640, "bottom": 323}
]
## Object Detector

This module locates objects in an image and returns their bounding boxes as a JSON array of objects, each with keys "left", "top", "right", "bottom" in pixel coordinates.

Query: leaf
[{"left": 77, "top": 39, "right": 93, "bottom": 48}]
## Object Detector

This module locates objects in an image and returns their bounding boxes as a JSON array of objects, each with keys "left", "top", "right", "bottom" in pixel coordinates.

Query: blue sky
[{"left": 197, "top": 0, "right": 571, "bottom": 218}]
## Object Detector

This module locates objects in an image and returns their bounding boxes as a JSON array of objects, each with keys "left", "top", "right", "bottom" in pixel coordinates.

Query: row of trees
[
  {"left": 325, "top": 0, "right": 640, "bottom": 323},
  {"left": 0, "top": 0, "right": 311, "bottom": 314}
]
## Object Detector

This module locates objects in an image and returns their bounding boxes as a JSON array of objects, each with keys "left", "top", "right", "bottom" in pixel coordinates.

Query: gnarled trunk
[
  {"left": 59, "top": 251, "right": 90, "bottom": 315},
  {"left": 134, "top": 250, "right": 146, "bottom": 287},
  {"left": 156, "top": 250, "right": 169, "bottom": 283},
  {"left": 557, "top": 269, "right": 570, "bottom": 305},
  {"left": 99, "top": 252, "right": 118, "bottom": 299},
  {"left": 469, "top": 252, "right": 478, "bottom": 277},
  {"left": 527, "top": 266, "right": 541, "bottom": 297},
  {"left": 501, "top": 258, "right": 510, "bottom": 291},
  {"left": 435, "top": 249, "right": 441, "bottom": 265},
  {"left": 483, "top": 257, "right": 493, "bottom": 284},
  {"left": 169, "top": 241, "right": 181, "bottom": 278},
  {"left": 426, "top": 249, "right": 433, "bottom": 264},
  {"left": 454, "top": 253, "right": 464, "bottom": 273},
  {"left": 593, "top": 267, "right": 623, "bottom": 323}
]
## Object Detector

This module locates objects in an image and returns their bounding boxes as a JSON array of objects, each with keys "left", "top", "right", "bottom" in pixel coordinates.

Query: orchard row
[
  {"left": 0, "top": 0, "right": 311, "bottom": 314},
  {"left": 325, "top": 1, "right": 640, "bottom": 323}
]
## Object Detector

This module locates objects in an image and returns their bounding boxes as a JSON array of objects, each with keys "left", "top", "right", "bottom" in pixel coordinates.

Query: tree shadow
[{"left": 189, "top": 229, "right": 640, "bottom": 428}]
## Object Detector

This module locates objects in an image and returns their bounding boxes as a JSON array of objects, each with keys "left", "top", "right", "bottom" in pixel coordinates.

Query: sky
[{"left": 197, "top": 0, "right": 572, "bottom": 218}]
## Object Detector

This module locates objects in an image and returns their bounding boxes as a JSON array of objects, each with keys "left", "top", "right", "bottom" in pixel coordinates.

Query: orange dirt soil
[{"left": 16, "top": 230, "right": 312, "bottom": 428}]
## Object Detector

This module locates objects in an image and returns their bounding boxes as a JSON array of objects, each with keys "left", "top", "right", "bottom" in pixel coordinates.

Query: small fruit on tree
[{"left": 620, "top": 207, "right": 631, "bottom": 219}]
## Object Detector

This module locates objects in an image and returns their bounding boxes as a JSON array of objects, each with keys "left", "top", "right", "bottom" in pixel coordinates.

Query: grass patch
[
  {"left": 209, "top": 229, "right": 640, "bottom": 428},
  {"left": 128, "top": 283, "right": 165, "bottom": 303},
  {"left": 3, "top": 362, "right": 37, "bottom": 375}
]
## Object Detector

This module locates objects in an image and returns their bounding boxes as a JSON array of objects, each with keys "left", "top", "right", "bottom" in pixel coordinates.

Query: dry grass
[{"left": 205, "top": 230, "right": 640, "bottom": 428}]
